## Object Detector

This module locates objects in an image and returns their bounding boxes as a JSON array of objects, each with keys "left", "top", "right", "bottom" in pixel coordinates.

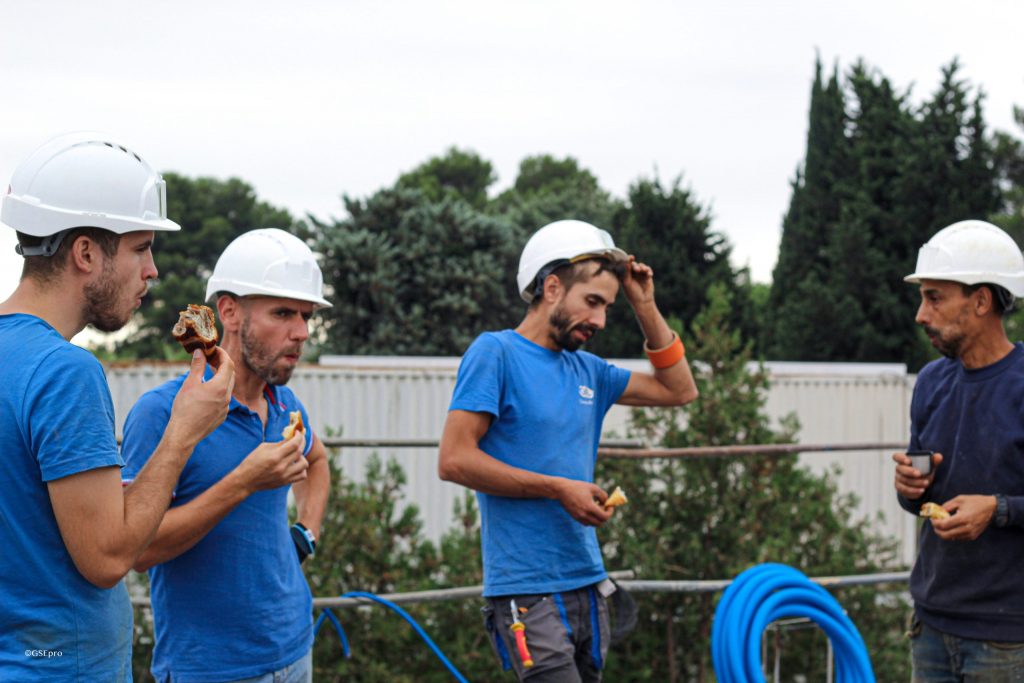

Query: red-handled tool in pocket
[{"left": 509, "top": 599, "right": 534, "bottom": 668}]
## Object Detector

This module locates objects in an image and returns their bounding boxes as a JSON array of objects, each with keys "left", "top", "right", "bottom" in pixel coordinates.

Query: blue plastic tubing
[
  {"left": 711, "top": 563, "right": 875, "bottom": 683},
  {"left": 314, "top": 591, "right": 470, "bottom": 683}
]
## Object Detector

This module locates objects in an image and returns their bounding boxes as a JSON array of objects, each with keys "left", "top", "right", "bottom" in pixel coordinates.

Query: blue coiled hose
[
  {"left": 711, "top": 563, "right": 875, "bottom": 683},
  {"left": 314, "top": 591, "right": 469, "bottom": 683}
]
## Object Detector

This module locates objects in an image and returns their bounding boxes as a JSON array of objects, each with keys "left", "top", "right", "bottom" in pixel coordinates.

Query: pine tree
[{"left": 768, "top": 59, "right": 851, "bottom": 360}]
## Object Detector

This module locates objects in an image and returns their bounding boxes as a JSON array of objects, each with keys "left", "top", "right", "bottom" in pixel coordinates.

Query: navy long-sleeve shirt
[{"left": 898, "top": 343, "right": 1024, "bottom": 642}]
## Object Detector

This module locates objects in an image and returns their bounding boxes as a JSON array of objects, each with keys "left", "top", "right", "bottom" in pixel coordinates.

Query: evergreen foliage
[
  {"left": 769, "top": 60, "right": 1000, "bottom": 369},
  {"left": 312, "top": 187, "right": 523, "bottom": 355}
]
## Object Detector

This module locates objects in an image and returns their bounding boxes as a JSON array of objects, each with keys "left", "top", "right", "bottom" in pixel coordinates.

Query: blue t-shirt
[
  {"left": 121, "top": 370, "right": 314, "bottom": 683},
  {"left": 449, "top": 330, "right": 631, "bottom": 597},
  {"left": 0, "top": 314, "right": 132, "bottom": 681},
  {"left": 899, "top": 343, "right": 1024, "bottom": 641}
]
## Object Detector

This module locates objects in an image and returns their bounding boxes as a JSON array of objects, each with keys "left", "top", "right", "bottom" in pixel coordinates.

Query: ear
[
  {"left": 542, "top": 273, "right": 563, "bottom": 304},
  {"left": 217, "top": 294, "right": 242, "bottom": 332},
  {"left": 69, "top": 234, "right": 102, "bottom": 275},
  {"left": 973, "top": 286, "right": 994, "bottom": 317}
]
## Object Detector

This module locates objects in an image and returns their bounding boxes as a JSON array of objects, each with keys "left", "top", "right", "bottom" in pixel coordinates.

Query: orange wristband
[{"left": 645, "top": 333, "right": 685, "bottom": 369}]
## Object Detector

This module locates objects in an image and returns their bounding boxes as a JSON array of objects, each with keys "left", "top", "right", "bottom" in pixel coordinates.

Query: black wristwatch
[
  {"left": 994, "top": 494, "right": 1010, "bottom": 528},
  {"left": 291, "top": 522, "right": 317, "bottom": 563}
]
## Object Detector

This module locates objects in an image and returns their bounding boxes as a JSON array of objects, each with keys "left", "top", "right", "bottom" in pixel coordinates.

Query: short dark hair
[
  {"left": 961, "top": 282, "right": 1014, "bottom": 317},
  {"left": 17, "top": 228, "right": 121, "bottom": 284},
  {"left": 529, "top": 257, "right": 626, "bottom": 308}
]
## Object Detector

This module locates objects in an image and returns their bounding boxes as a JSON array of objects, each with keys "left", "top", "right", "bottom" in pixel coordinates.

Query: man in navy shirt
[
  {"left": 895, "top": 220, "right": 1024, "bottom": 680},
  {"left": 0, "top": 133, "right": 234, "bottom": 681},
  {"left": 439, "top": 220, "right": 699, "bottom": 682},
  {"left": 122, "top": 228, "right": 331, "bottom": 683}
]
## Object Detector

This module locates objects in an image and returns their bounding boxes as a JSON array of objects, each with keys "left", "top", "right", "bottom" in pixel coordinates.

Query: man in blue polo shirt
[
  {"left": 894, "top": 220, "right": 1024, "bottom": 680},
  {"left": 439, "top": 220, "right": 699, "bottom": 682},
  {"left": 122, "top": 229, "right": 332, "bottom": 683},
  {"left": 0, "top": 133, "right": 234, "bottom": 681}
]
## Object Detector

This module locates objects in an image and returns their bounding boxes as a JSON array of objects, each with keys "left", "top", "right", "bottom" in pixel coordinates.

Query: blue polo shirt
[
  {"left": 121, "top": 369, "right": 314, "bottom": 683},
  {"left": 449, "top": 330, "right": 631, "bottom": 597},
  {"left": 0, "top": 314, "right": 132, "bottom": 681}
]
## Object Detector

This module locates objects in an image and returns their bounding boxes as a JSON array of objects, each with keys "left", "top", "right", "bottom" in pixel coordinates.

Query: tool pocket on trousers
[{"left": 493, "top": 595, "right": 575, "bottom": 676}]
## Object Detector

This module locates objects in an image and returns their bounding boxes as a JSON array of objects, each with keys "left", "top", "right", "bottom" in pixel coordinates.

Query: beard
[
  {"left": 83, "top": 263, "right": 132, "bottom": 333},
  {"left": 240, "top": 317, "right": 300, "bottom": 385},
  {"left": 923, "top": 325, "right": 965, "bottom": 359},
  {"left": 548, "top": 307, "right": 597, "bottom": 352}
]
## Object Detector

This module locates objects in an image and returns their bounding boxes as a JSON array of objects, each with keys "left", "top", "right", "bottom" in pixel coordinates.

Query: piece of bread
[
  {"left": 604, "top": 486, "right": 628, "bottom": 509},
  {"left": 919, "top": 502, "right": 950, "bottom": 520},
  {"left": 172, "top": 304, "right": 218, "bottom": 358},
  {"left": 282, "top": 411, "right": 305, "bottom": 440}
]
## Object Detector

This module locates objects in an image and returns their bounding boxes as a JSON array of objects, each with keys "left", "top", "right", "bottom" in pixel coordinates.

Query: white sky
[{"left": 2, "top": 0, "right": 1022, "bottom": 311}]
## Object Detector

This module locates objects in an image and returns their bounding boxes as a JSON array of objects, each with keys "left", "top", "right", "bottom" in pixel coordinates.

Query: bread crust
[
  {"left": 282, "top": 411, "right": 305, "bottom": 440},
  {"left": 919, "top": 502, "right": 951, "bottom": 520},
  {"left": 604, "top": 486, "right": 628, "bottom": 509},
  {"left": 172, "top": 304, "right": 218, "bottom": 358}
]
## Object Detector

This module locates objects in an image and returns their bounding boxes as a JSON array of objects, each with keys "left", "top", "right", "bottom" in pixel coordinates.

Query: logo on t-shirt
[{"left": 579, "top": 385, "right": 594, "bottom": 405}]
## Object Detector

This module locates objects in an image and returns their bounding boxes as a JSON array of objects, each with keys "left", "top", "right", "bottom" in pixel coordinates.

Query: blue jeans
[
  {"left": 910, "top": 617, "right": 1024, "bottom": 682},
  {"left": 221, "top": 649, "right": 312, "bottom": 683}
]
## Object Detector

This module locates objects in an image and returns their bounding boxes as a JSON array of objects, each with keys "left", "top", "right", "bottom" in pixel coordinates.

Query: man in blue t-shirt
[
  {"left": 895, "top": 220, "right": 1024, "bottom": 679},
  {"left": 0, "top": 133, "right": 234, "bottom": 681},
  {"left": 121, "top": 229, "right": 332, "bottom": 683},
  {"left": 439, "top": 220, "right": 699, "bottom": 682}
]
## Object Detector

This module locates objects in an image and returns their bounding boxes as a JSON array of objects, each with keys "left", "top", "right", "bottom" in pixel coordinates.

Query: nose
[
  {"left": 291, "top": 317, "right": 310, "bottom": 342},
  {"left": 591, "top": 308, "right": 607, "bottom": 330},
  {"left": 143, "top": 252, "right": 158, "bottom": 282},
  {"left": 914, "top": 299, "right": 928, "bottom": 326}
]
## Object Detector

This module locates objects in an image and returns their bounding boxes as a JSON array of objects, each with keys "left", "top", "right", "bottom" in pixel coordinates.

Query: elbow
[
  {"left": 669, "top": 386, "right": 699, "bottom": 407},
  {"left": 133, "top": 556, "right": 156, "bottom": 574},
  {"left": 82, "top": 559, "right": 133, "bottom": 590},
  {"left": 437, "top": 448, "right": 463, "bottom": 484}
]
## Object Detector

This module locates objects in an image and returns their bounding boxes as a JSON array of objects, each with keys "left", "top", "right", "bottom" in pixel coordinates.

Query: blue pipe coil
[{"left": 711, "top": 563, "right": 875, "bottom": 683}]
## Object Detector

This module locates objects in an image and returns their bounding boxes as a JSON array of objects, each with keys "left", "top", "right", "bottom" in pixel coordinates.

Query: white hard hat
[
  {"left": 206, "top": 228, "right": 332, "bottom": 308},
  {"left": 516, "top": 219, "right": 628, "bottom": 302},
  {"left": 1, "top": 132, "right": 180, "bottom": 248},
  {"left": 904, "top": 220, "right": 1024, "bottom": 297}
]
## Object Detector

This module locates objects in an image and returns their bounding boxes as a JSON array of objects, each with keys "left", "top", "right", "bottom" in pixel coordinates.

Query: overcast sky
[{"left": 2, "top": 0, "right": 1023, "bottom": 315}]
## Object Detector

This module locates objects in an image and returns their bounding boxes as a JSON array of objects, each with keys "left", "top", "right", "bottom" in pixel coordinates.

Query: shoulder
[
  {"left": 467, "top": 330, "right": 509, "bottom": 354},
  {"left": 23, "top": 342, "right": 109, "bottom": 405},
  {"left": 42, "top": 341, "right": 106, "bottom": 376},
  {"left": 914, "top": 357, "right": 955, "bottom": 389}
]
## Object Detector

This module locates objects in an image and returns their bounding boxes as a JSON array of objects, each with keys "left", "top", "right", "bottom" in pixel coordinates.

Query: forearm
[
  {"left": 439, "top": 445, "right": 565, "bottom": 499},
  {"left": 133, "top": 468, "right": 251, "bottom": 571},
  {"left": 117, "top": 429, "right": 197, "bottom": 563},
  {"left": 632, "top": 299, "right": 674, "bottom": 349},
  {"left": 293, "top": 457, "right": 329, "bottom": 537},
  {"left": 630, "top": 300, "right": 699, "bottom": 404}
]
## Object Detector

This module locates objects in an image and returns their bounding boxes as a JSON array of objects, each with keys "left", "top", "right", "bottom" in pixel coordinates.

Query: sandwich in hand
[
  {"left": 604, "top": 486, "right": 628, "bottom": 509},
  {"left": 172, "top": 304, "right": 218, "bottom": 358},
  {"left": 282, "top": 411, "right": 305, "bottom": 440},
  {"left": 919, "top": 502, "right": 950, "bottom": 520}
]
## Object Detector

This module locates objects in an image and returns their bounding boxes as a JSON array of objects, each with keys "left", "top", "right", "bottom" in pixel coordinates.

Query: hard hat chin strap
[
  {"left": 532, "top": 259, "right": 570, "bottom": 300},
  {"left": 15, "top": 229, "right": 73, "bottom": 258}
]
